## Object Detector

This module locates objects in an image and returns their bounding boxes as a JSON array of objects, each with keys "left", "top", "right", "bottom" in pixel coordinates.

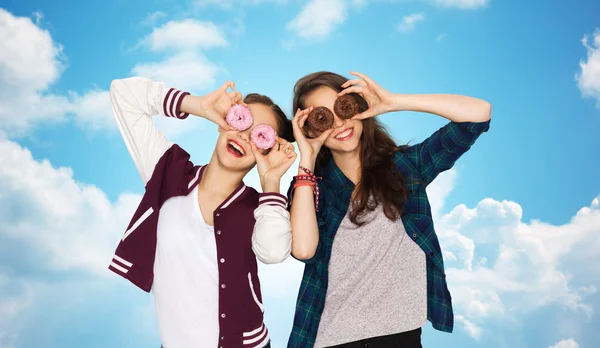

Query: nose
[
  {"left": 332, "top": 114, "right": 346, "bottom": 128},
  {"left": 237, "top": 130, "right": 250, "bottom": 143}
]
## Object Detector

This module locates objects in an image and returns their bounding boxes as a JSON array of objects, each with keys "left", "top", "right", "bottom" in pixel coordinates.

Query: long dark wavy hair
[{"left": 293, "top": 71, "right": 408, "bottom": 225}]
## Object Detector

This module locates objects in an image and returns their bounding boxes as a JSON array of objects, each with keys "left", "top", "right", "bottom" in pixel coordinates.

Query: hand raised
[{"left": 339, "top": 71, "right": 395, "bottom": 120}]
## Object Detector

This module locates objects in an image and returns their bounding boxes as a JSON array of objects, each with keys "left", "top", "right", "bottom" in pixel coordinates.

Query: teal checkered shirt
[{"left": 286, "top": 120, "right": 490, "bottom": 348}]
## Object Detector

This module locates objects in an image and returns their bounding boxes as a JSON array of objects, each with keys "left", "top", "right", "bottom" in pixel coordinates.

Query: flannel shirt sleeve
[
  {"left": 403, "top": 120, "right": 490, "bottom": 186},
  {"left": 286, "top": 178, "right": 325, "bottom": 264}
]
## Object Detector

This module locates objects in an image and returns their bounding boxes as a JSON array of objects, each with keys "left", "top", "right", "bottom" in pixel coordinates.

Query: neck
[
  {"left": 331, "top": 146, "right": 362, "bottom": 185},
  {"left": 199, "top": 153, "right": 245, "bottom": 197}
]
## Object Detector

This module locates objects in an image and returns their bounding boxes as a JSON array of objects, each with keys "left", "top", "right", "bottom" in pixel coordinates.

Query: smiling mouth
[
  {"left": 334, "top": 128, "right": 354, "bottom": 141},
  {"left": 227, "top": 140, "right": 246, "bottom": 157}
]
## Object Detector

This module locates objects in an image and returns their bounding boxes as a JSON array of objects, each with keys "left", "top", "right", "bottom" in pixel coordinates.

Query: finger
[
  {"left": 341, "top": 79, "right": 367, "bottom": 89},
  {"left": 218, "top": 119, "right": 235, "bottom": 131},
  {"left": 350, "top": 72, "right": 379, "bottom": 87},
  {"left": 220, "top": 81, "right": 235, "bottom": 92},
  {"left": 228, "top": 91, "right": 242, "bottom": 103},
  {"left": 274, "top": 136, "right": 288, "bottom": 146},
  {"left": 249, "top": 142, "right": 264, "bottom": 158},
  {"left": 338, "top": 85, "right": 363, "bottom": 97},
  {"left": 297, "top": 114, "right": 309, "bottom": 129}
]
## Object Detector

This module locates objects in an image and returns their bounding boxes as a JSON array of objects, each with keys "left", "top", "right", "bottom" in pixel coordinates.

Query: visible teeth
[
  {"left": 335, "top": 129, "right": 352, "bottom": 139},
  {"left": 228, "top": 141, "right": 245, "bottom": 155}
]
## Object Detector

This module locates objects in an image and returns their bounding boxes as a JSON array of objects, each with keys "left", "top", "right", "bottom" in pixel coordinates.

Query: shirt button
[
  {"left": 413, "top": 233, "right": 417, "bottom": 238},
  {"left": 221, "top": 337, "right": 224, "bottom": 340},
  {"left": 217, "top": 230, "right": 222, "bottom": 235},
  {"left": 221, "top": 284, "right": 226, "bottom": 289},
  {"left": 216, "top": 213, "right": 220, "bottom": 217},
  {"left": 221, "top": 313, "right": 226, "bottom": 318},
  {"left": 220, "top": 258, "right": 225, "bottom": 263}
]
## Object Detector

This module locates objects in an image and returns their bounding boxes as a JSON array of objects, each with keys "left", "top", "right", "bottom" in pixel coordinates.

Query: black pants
[{"left": 325, "top": 328, "right": 422, "bottom": 348}]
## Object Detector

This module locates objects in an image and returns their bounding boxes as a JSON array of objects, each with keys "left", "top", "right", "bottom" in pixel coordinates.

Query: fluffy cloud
[
  {"left": 549, "top": 338, "right": 580, "bottom": 348},
  {"left": 0, "top": 137, "right": 139, "bottom": 275},
  {"left": 0, "top": 10, "right": 119, "bottom": 135},
  {"left": 0, "top": 10, "right": 228, "bottom": 136},
  {"left": 139, "top": 19, "right": 228, "bottom": 52},
  {"left": 0, "top": 136, "right": 154, "bottom": 346},
  {"left": 439, "top": 195, "right": 600, "bottom": 339},
  {"left": 397, "top": 13, "right": 425, "bottom": 32},
  {"left": 576, "top": 29, "right": 600, "bottom": 108},
  {"left": 286, "top": 0, "right": 347, "bottom": 40},
  {"left": 432, "top": 0, "right": 488, "bottom": 9},
  {"left": 0, "top": 9, "right": 69, "bottom": 133},
  {"left": 132, "top": 52, "right": 224, "bottom": 93},
  {"left": 194, "top": 0, "right": 287, "bottom": 9}
]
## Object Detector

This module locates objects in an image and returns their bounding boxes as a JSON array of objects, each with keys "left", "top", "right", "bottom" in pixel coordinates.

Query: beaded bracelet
[{"left": 292, "top": 166, "right": 321, "bottom": 211}]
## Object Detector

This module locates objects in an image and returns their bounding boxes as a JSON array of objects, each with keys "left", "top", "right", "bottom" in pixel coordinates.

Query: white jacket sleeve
[
  {"left": 109, "top": 77, "right": 190, "bottom": 185},
  {"left": 252, "top": 193, "right": 292, "bottom": 264}
]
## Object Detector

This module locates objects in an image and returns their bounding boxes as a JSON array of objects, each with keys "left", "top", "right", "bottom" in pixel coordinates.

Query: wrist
[
  {"left": 181, "top": 95, "right": 206, "bottom": 117},
  {"left": 262, "top": 178, "right": 280, "bottom": 193},
  {"left": 299, "top": 157, "right": 316, "bottom": 172}
]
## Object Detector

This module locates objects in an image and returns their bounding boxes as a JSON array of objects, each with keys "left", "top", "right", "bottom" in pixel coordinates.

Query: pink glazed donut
[
  {"left": 226, "top": 104, "right": 253, "bottom": 131},
  {"left": 251, "top": 124, "right": 277, "bottom": 150}
]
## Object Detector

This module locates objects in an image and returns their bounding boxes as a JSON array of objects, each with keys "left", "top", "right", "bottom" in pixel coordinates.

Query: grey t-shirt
[{"left": 314, "top": 204, "right": 427, "bottom": 347}]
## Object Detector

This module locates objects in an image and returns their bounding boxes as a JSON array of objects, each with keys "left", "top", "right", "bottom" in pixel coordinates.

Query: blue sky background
[{"left": 0, "top": 0, "right": 599, "bottom": 347}]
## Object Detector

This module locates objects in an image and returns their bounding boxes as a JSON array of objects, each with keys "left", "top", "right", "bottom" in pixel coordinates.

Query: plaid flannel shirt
[{"left": 286, "top": 120, "right": 491, "bottom": 348}]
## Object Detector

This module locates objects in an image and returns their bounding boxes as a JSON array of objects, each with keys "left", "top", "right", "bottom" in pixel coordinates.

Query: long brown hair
[
  {"left": 293, "top": 71, "right": 408, "bottom": 225},
  {"left": 244, "top": 93, "right": 294, "bottom": 142}
]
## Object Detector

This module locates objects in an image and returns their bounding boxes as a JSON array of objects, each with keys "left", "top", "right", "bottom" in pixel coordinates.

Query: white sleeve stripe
[
  {"left": 259, "top": 195, "right": 286, "bottom": 204},
  {"left": 164, "top": 89, "right": 176, "bottom": 117},
  {"left": 258, "top": 201, "right": 286, "bottom": 209},
  {"left": 110, "top": 262, "right": 129, "bottom": 274},
  {"left": 113, "top": 255, "right": 133, "bottom": 267},
  {"left": 171, "top": 90, "right": 183, "bottom": 118}
]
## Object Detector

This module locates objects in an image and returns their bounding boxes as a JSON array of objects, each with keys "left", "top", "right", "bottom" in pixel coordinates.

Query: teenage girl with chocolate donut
[
  {"left": 108, "top": 76, "right": 295, "bottom": 348},
  {"left": 287, "top": 71, "right": 491, "bottom": 348}
]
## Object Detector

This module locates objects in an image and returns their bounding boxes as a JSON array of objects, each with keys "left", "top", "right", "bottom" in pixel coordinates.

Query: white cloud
[
  {"left": 439, "top": 194, "right": 600, "bottom": 339},
  {"left": 287, "top": 0, "right": 347, "bottom": 40},
  {"left": 397, "top": 13, "right": 425, "bottom": 32},
  {"left": 432, "top": 0, "right": 488, "bottom": 9},
  {"left": 140, "top": 19, "right": 228, "bottom": 52},
  {"left": 550, "top": 338, "right": 580, "bottom": 348},
  {"left": 0, "top": 137, "right": 140, "bottom": 274},
  {"left": 194, "top": 0, "right": 287, "bottom": 9},
  {"left": 455, "top": 315, "right": 482, "bottom": 340},
  {"left": 0, "top": 9, "right": 68, "bottom": 133},
  {"left": 132, "top": 52, "right": 224, "bottom": 93},
  {"left": 0, "top": 9, "right": 229, "bottom": 136},
  {"left": 576, "top": 29, "right": 600, "bottom": 108},
  {"left": 0, "top": 278, "right": 33, "bottom": 348},
  {"left": 436, "top": 33, "right": 447, "bottom": 42},
  {"left": 141, "top": 11, "right": 167, "bottom": 26}
]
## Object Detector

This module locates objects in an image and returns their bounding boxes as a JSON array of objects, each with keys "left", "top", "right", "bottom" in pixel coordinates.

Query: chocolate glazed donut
[
  {"left": 304, "top": 106, "right": 334, "bottom": 138},
  {"left": 333, "top": 94, "right": 360, "bottom": 119}
]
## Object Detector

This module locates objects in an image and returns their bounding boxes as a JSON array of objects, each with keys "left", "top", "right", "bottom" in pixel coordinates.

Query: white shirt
[{"left": 152, "top": 185, "right": 220, "bottom": 348}]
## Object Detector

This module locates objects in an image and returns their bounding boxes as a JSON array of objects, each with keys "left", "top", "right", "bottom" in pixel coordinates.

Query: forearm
[
  {"left": 390, "top": 94, "right": 491, "bottom": 123},
  {"left": 180, "top": 95, "right": 205, "bottom": 117},
  {"left": 290, "top": 159, "right": 320, "bottom": 260}
]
